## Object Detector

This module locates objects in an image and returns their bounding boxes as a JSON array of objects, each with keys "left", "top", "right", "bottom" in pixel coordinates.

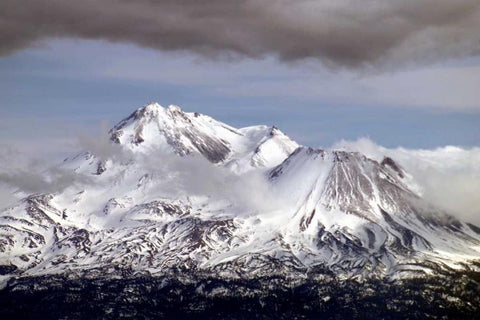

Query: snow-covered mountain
[
  {"left": 1, "top": 103, "right": 479, "bottom": 284},
  {"left": 108, "top": 103, "right": 298, "bottom": 170}
]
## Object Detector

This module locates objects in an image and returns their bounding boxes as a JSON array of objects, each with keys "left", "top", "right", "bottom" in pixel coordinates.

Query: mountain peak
[
  {"left": 109, "top": 103, "right": 231, "bottom": 162},
  {"left": 107, "top": 103, "right": 300, "bottom": 167}
]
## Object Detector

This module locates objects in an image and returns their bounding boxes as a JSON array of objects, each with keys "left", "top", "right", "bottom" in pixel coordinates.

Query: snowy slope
[{"left": 0, "top": 103, "right": 479, "bottom": 283}]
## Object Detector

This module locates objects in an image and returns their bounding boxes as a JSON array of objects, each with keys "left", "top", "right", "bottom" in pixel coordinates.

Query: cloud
[
  {"left": 1, "top": 0, "right": 480, "bottom": 69},
  {"left": 76, "top": 121, "right": 130, "bottom": 162},
  {"left": 332, "top": 138, "right": 480, "bottom": 225},
  {"left": 141, "top": 152, "right": 280, "bottom": 213},
  {"left": 0, "top": 142, "right": 94, "bottom": 209},
  {"left": 0, "top": 117, "right": 478, "bottom": 224},
  {"left": 0, "top": 167, "right": 93, "bottom": 198},
  {"left": 51, "top": 123, "right": 278, "bottom": 213}
]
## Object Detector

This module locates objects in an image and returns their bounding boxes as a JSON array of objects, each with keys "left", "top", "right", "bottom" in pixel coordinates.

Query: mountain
[{"left": 1, "top": 103, "right": 479, "bottom": 318}]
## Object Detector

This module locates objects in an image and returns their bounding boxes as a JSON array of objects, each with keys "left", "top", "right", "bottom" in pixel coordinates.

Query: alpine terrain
[{"left": 1, "top": 103, "right": 479, "bottom": 319}]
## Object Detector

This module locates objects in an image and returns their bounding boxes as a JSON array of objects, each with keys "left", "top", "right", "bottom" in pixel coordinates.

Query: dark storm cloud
[{"left": 1, "top": 0, "right": 480, "bottom": 67}]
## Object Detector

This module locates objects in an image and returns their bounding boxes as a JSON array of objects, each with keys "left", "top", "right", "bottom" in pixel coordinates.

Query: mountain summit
[
  {"left": 1, "top": 103, "right": 479, "bottom": 285},
  {"left": 109, "top": 103, "right": 298, "bottom": 169}
]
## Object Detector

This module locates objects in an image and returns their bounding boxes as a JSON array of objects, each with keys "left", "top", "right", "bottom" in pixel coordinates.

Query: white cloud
[{"left": 1, "top": 128, "right": 479, "bottom": 226}]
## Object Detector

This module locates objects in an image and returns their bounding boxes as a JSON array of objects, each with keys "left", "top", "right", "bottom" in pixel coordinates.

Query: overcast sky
[{"left": 1, "top": 0, "right": 480, "bottom": 160}]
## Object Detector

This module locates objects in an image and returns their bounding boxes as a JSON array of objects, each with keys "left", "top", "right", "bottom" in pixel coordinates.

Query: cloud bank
[
  {"left": 2, "top": 0, "right": 480, "bottom": 68},
  {"left": 1, "top": 133, "right": 479, "bottom": 225}
]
